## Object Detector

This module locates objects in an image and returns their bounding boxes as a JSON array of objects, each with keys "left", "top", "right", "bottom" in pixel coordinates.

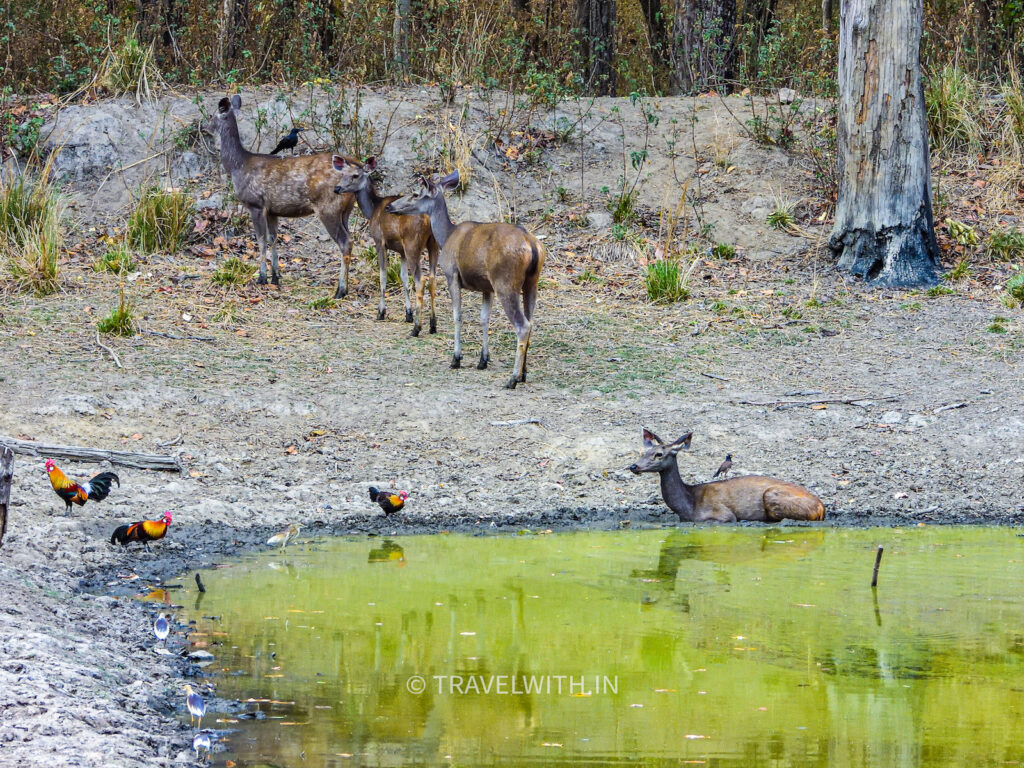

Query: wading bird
[
  {"left": 154, "top": 613, "right": 170, "bottom": 646},
  {"left": 45, "top": 459, "right": 119, "bottom": 515},
  {"left": 184, "top": 684, "right": 206, "bottom": 729},
  {"left": 192, "top": 731, "right": 211, "bottom": 763},
  {"left": 267, "top": 523, "right": 301, "bottom": 548}
]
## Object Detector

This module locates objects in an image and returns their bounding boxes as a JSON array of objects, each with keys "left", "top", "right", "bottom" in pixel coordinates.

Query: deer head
[
  {"left": 385, "top": 170, "right": 459, "bottom": 215},
  {"left": 629, "top": 429, "right": 692, "bottom": 474},
  {"left": 332, "top": 155, "right": 375, "bottom": 194}
]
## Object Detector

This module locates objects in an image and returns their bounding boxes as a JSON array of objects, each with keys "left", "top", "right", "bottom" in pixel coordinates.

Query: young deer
[
  {"left": 385, "top": 171, "right": 546, "bottom": 389},
  {"left": 629, "top": 430, "right": 825, "bottom": 523},
  {"left": 211, "top": 95, "right": 357, "bottom": 296},
  {"left": 331, "top": 156, "right": 440, "bottom": 336}
]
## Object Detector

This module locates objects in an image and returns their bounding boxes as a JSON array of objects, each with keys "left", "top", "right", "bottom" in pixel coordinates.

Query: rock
[
  {"left": 778, "top": 88, "right": 798, "bottom": 104},
  {"left": 907, "top": 414, "right": 930, "bottom": 428},
  {"left": 196, "top": 194, "right": 223, "bottom": 211},
  {"left": 740, "top": 195, "right": 773, "bottom": 223},
  {"left": 587, "top": 209, "right": 612, "bottom": 230},
  {"left": 881, "top": 411, "right": 903, "bottom": 424}
]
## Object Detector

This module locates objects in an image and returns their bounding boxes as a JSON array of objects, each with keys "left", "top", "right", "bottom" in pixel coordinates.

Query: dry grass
[{"left": 0, "top": 156, "right": 64, "bottom": 296}]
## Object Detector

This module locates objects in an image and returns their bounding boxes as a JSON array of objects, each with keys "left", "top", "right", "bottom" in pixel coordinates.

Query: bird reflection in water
[{"left": 369, "top": 539, "right": 405, "bottom": 565}]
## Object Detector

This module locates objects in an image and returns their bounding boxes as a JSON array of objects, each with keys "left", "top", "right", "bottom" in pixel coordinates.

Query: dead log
[
  {"left": 0, "top": 437, "right": 181, "bottom": 472},
  {"left": 0, "top": 446, "right": 12, "bottom": 548}
]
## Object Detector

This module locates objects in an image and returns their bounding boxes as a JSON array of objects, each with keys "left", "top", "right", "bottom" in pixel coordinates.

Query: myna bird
[{"left": 713, "top": 454, "right": 733, "bottom": 479}]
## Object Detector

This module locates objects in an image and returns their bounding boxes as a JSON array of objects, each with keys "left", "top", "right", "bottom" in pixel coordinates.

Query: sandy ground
[{"left": 1, "top": 85, "right": 1022, "bottom": 767}]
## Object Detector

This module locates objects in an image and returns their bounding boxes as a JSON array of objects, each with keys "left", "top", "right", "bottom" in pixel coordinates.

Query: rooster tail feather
[
  {"left": 86, "top": 472, "right": 120, "bottom": 502},
  {"left": 369, "top": 486, "right": 380, "bottom": 502},
  {"left": 111, "top": 524, "right": 131, "bottom": 545}
]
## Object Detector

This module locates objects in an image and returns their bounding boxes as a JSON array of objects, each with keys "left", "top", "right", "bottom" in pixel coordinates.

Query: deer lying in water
[
  {"left": 629, "top": 430, "right": 825, "bottom": 523},
  {"left": 331, "top": 156, "right": 440, "bottom": 336},
  {"left": 385, "top": 171, "right": 546, "bottom": 389},
  {"left": 212, "top": 95, "right": 357, "bottom": 295}
]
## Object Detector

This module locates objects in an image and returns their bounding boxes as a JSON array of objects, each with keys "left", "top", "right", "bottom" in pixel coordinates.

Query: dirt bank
[{"left": 1, "top": 85, "right": 1022, "bottom": 766}]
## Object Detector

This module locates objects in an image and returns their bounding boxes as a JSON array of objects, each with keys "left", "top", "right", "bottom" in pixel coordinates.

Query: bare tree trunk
[
  {"left": 638, "top": 0, "right": 671, "bottom": 91},
  {"left": 0, "top": 446, "right": 12, "bottom": 549},
  {"left": 821, "top": 0, "right": 833, "bottom": 30},
  {"left": 394, "top": 0, "right": 411, "bottom": 76},
  {"left": 577, "top": 0, "right": 617, "bottom": 95},
  {"left": 829, "top": 0, "right": 940, "bottom": 286},
  {"left": 740, "top": 0, "right": 777, "bottom": 81},
  {"left": 670, "top": 0, "right": 737, "bottom": 93}
]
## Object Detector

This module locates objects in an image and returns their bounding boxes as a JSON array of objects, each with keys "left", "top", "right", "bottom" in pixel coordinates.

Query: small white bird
[
  {"left": 267, "top": 523, "right": 301, "bottom": 548},
  {"left": 154, "top": 613, "right": 170, "bottom": 645},
  {"left": 192, "top": 732, "right": 211, "bottom": 763},
  {"left": 184, "top": 684, "right": 206, "bottom": 729}
]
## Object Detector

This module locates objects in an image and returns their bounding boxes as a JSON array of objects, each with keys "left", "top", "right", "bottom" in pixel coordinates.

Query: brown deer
[
  {"left": 331, "top": 156, "right": 440, "bottom": 336},
  {"left": 385, "top": 171, "right": 545, "bottom": 389},
  {"left": 629, "top": 430, "right": 825, "bottom": 523},
  {"left": 211, "top": 95, "right": 357, "bottom": 296}
]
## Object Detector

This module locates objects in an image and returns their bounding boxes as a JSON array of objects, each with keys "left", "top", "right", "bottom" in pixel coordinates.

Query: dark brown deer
[
  {"left": 629, "top": 430, "right": 826, "bottom": 523},
  {"left": 211, "top": 95, "right": 357, "bottom": 296},
  {"left": 385, "top": 171, "right": 545, "bottom": 389},
  {"left": 331, "top": 156, "right": 440, "bottom": 336}
]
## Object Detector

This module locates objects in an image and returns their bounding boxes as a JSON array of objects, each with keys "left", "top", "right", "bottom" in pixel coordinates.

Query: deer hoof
[
  {"left": 376, "top": 309, "right": 386, "bottom": 321},
  {"left": 504, "top": 377, "right": 518, "bottom": 390},
  {"left": 271, "top": 275, "right": 280, "bottom": 286},
  {"left": 450, "top": 355, "right": 462, "bottom": 369},
  {"left": 334, "top": 286, "right": 347, "bottom": 299},
  {"left": 405, "top": 309, "right": 414, "bottom": 323},
  {"left": 429, "top": 319, "right": 437, "bottom": 334},
  {"left": 410, "top": 326, "right": 421, "bottom": 338},
  {"left": 257, "top": 275, "right": 268, "bottom": 286},
  {"left": 476, "top": 355, "right": 488, "bottom": 370}
]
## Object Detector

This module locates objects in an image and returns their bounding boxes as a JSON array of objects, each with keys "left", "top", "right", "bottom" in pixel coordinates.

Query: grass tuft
[
  {"left": 985, "top": 228, "right": 1024, "bottom": 262},
  {"left": 92, "top": 31, "right": 164, "bottom": 103},
  {"left": 93, "top": 243, "right": 138, "bottom": 275},
  {"left": 1006, "top": 273, "right": 1024, "bottom": 304},
  {"left": 0, "top": 159, "right": 63, "bottom": 296},
  {"left": 308, "top": 296, "right": 338, "bottom": 311},
  {"left": 645, "top": 258, "right": 690, "bottom": 304},
  {"left": 211, "top": 257, "right": 257, "bottom": 287},
  {"left": 359, "top": 246, "right": 402, "bottom": 287},
  {"left": 97, "top": 286, "right": 137, "bottom": 336},
  {"left": 766, "top": 203, "right": 795, "bottom": 231},
  {"left": 925, "top": 65, "right": 983, "bottom": 155},
  {"left": 126, "top": 186, "right": 195, "bottom": 254}
]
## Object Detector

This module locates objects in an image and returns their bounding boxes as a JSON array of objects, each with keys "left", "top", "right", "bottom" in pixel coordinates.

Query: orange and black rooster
[
  {"left": 369, "top": 486, "right": 408, "bottom": 515},
  {"left": 45, "top": 459, "right": 120, "bottom": 514},
  {"left": 111, "top": 511, "right": 172, "bottom": 547}
]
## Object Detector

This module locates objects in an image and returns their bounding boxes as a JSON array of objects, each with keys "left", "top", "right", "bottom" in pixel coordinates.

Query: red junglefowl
[
  {"left": 45, "top": 459, "right": 120, "bottom": 514},
  {"left": 369, "top": 486, "right": 408, "bottom": 515},
  {"left": 111, "top": 511, "right": 172, "bottom": 547}
]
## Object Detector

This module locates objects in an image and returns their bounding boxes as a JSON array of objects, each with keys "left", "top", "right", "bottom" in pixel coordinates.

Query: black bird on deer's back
[
  {"left": 270, "top": 128, "right": 302, "bottom": 155},
  {"left": 713, "top": 454, "right": 733, "bottom": 479}
]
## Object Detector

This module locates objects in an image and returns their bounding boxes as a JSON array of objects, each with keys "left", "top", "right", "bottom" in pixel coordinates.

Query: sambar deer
[
  {"left": 385, "top": 170, "right": 546, "bottom": 389},
  {"left": 211, "top": 95, "right": 357, "bottom": 295},
  {"left": 629, "top": 430, "right": 825, "bottom": 523},
  {"left": 331, "top": 156, "right": 440, "bottom": 336}
]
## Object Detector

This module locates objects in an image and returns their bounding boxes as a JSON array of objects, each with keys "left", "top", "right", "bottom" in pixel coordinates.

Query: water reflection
[{"left": 171, "top": 527, "right": 1024, "bottom": 768}]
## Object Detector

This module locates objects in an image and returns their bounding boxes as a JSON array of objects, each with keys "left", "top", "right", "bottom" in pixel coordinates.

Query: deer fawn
[
  {"left": 211, "top": 95, "right": 357, "bottom": 296},
  {"left": 630, "top": 430, "right": 825, "bottom": 523},
  {"left": 386, "top": 171, "right": 546, "bottom": 389},
  {"left": 331, "top": 156, "right": 440, "bottom": 336}
]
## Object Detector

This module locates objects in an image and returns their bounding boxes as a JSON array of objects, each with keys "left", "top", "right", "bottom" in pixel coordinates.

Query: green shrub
[
  {"left": 93, "top": 244, "right": 138, "bottom": 275},
  {"left": 97, "top": 287, "right": 137, "bottom": 336},
  {"left": 211, "top": 257, "right": 257, "bottom": 287},
  {"left": 645, "top": 259, "right": 690, "bottom": 304},
  {"left": 127, "top": 186, "right": 195, "bottom": 254},
  {"left": 711, "top": 242, "right": 736, "bottom": 259},
  {"left": 0, "top": 162, "right": 63, "bottom": 296}
]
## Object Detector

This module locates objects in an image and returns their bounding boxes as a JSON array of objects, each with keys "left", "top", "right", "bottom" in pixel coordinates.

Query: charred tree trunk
[
  {"left": 0, "top": 446, "right": 12, "bottom": 549},
  {"left": 829, "top": 0, "right": 940, "bottom": 286},
  {"left": 822, "top": 0, "right": 833, "bottom": 30},
  {"left": 577, "top": 0, "right": 617, "bottom": 95},
  {"left": 638, "top": 0, "right": 671, "bottom": 90},
  {"left": 670, "top": 0, "right": 737, "bottom": 93},
  {"left": 394, "top": 0, "right": 411, "bottom": 76}
]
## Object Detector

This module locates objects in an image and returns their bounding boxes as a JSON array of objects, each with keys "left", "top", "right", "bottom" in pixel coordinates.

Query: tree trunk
[
  {"left": 829, "top": 0, "right": 940, "bottom": 287},
  {"left": 740, "top": 0, "right": 776, "bottom": 81},
  {"left": 821, "top": 0, "right": 833, "bottom": 30},
  {"left": 394, "top": 0, "right": 411, "bottom": 76},
  {"left": 638, "top": 0, "right": 671, "bottom": 91},
  {"left": 577, "top": 0, "right": 617, "bottom": 95},
  {"left": 670, "top": 0, "right": 737, "bottom": 93},
  {"left": 0, "top": 446, "right": 12, "bottom": 549}
]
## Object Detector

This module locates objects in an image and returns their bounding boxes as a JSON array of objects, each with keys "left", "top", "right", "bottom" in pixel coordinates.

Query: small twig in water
[
  {"left": 871, "top": 545, "right": 884, "bottom": 588},
  {"left": 95, "top": 331, "right": 123, "bottom": 369},
  {"left": 195, "top": 573, "right": 206, "bottom": 593}
]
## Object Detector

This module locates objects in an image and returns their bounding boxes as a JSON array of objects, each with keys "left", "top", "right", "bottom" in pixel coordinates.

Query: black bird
[
  {"left": 270, "top": 128, "right": 302, "bottom": 155},
  {"left": 713, "top": 454, "right": 733, "bottom": 479},
  {"left": 369, "top": 486, "right": 408, "bottom": 515}
]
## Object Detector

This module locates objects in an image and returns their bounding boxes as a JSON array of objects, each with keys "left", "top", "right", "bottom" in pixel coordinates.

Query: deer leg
[
  {"left": 330, "top": 207, "right": 353, "bottom": 299},
  {"left": 400, "top": 259, "right": 414, "bottom": 324},
  {"left": 409, "top": 252, "right": 425, "bottom": 337},
  {"left": 375, "top": 240, "right": 388, "bottom": 321},
  {"left": 267, "top": 213, "right": 281, "bottom": 286},
  {"left": 499, "top": 293, "right": 530, "bottom": 390},
  {"left": 477, "top": 292, "right": 492, "bottom": 369},
  {"left": 449, "top": 276, "right": 463, "bottom": 369},
  {"left": 427, "top": 241, "right": 439, "bottom": 334},
  {"left": 249, "top": 206, "right": 269, "bottom": 284},
  {"left": 520, "top": 280, "right": 538, "bottom": 383}
]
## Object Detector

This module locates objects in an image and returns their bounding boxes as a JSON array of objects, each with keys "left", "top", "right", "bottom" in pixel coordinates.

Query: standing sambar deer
[
  {"left": 629, "top": 430, "right": 825, "bottom": 523},
  {"left": 212, "top": 95, "right": 357, "bottom": 295},
  {"left": 331, "top": 156, "right": 440, "bottom": 336},
  {"left": 385, "top": 170, "right": 546, "bottom": 389}
]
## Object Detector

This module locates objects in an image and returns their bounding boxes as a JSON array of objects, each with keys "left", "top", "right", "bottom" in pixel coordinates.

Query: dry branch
[
  {"left": 735, "top": 394, "right": 901, "bottom": 410},
  {"left": 0, "top": 437, "right": 182, "bottom": 472},
  {"left": 0, "top": 446, "right": 12, "bottom": 549},
  {"left": 95, "top": 331, "right": 123, "bottom": 369},
  {"left": 489, "top": 418, "right": 544, "bottom": 427}
]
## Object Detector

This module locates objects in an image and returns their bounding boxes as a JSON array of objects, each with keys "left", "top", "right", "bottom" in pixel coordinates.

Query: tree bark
[
  {"left": 0, "top": 437, "right": 182, "bottom": 472},
  {"left": 821, "top": 0, "right": 833, "bottom": 30},
  {"left": 394, "top": 0, "right": 411, "bottom": 76},
  {"left": 829, "top": 0, "right": 941, "bottom": 287},
  {"left": 577, "top": 0, "right": 617, "bottom": 95},
  {"left": 0, "top": 446, "right": 12, "bottom": 549},
  {"left": 740, "top": 0, "right": 777, "bottom": 81},
  {"left": 670, "top": 0, "right": 737, "bottom": 93},
  {"left": 638, "top": 0, "right": 671, "bottom": 90}
]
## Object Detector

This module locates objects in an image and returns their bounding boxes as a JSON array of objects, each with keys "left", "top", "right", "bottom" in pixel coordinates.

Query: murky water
[{"left": 171, "top": 527, "right": 1024, "bottom": 767}]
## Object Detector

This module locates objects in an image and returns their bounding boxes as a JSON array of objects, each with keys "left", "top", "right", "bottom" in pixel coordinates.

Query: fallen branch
[
  {"left": 158, "top": 431, "right": 184, "bottom": 448},
  {"left": 735, "top": 394, "right": 901, "bottom": 410},
  {"left": 701, "top": 372, "right": 730, "bottom": 382},
  {"left": 932, "top": 401, "right": 968, "bottom": 414},
  {"left": 0, "top": 446, "right": 12, "bottom": 549},
  {"left": 95, "top": 331, "right": 123, "bottom": 369},
  {"left": 0, "top": 437, "right": 182, "bottom": 472},
  {"left": 490, "top": 418, "right": 544, "bottom": 427},
  {"left": 143, "top": 329, "right": 215, "bottom": 342}
]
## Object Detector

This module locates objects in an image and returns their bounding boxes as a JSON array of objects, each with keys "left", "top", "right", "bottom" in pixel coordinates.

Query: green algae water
[{"left": 173, "top": 527, "right": 1024, "bottom": 767}]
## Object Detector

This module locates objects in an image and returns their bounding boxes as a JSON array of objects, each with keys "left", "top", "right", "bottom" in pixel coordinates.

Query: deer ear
[
  {"left": 669, "top": 433, "right": 693, "bottom": 453},
  {"left": 217, "top": 97, "right": 231, "bottom": 114},
  {"left": 642, "top": 428, "right": 662, "bottom": 448},
  {"left": 230, "top": 94, "right": 242, "bottom": 110},
  {"left": 439, "top": 169, "right": 460, "bottom": 190},
  {"left": 363, "top": 156, "right": 376, "bottom": 171},
  {"left": 332, "top": 155, "right": 347, "bottom": 171}
]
